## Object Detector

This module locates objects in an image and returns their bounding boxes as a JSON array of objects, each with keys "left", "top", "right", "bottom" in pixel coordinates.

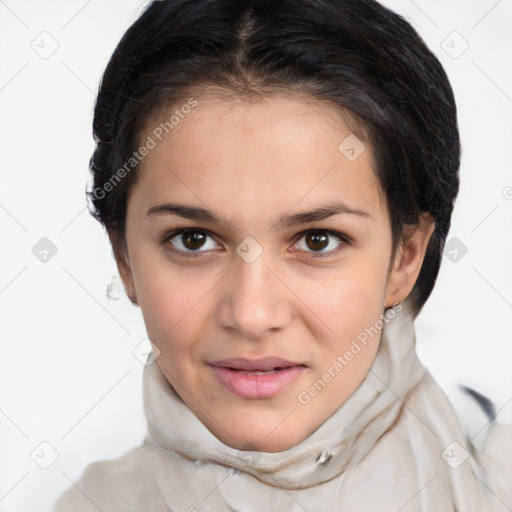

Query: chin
[
  {"left": 253, "top": 436, "right": 303, "bottom": 453},
  {"left": 219, "top": 421, "right": 311, "bottom": 453}
]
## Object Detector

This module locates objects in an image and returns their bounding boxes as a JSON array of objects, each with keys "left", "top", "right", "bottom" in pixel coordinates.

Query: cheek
[
  {"left": 131, "top": 255, "right": 206, "bottom": 349},
  {"left": 310, "top": 271, "right": 387, "bottom": 387},
  {"left": 319, "top": 285, "right": 384, "bottom": 351},
  {"left": 297, "top": 255, "right": 389, "bottom": 328}
]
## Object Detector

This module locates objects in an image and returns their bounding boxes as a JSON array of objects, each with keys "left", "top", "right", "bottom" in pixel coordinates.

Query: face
[{"left": 115, "top": 92, "right": 432, "bottom": 452}]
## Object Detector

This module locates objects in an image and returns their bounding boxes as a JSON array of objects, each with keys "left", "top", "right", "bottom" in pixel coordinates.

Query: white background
[{"left": 0, "top": 1, "right": 511, "bottom": 510}]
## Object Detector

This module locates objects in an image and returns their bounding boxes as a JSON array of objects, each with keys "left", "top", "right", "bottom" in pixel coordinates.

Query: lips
[
  {"left": 210, "top": 357, "right": 303, "bottom": 371},
  {"left": 209, "top": 357, "right": 307, "bottom": 399}
]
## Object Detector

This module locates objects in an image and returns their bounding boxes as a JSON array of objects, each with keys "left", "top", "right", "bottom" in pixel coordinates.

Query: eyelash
[{"left": 161, "top": 227, "right": 350, "bottom": 259}]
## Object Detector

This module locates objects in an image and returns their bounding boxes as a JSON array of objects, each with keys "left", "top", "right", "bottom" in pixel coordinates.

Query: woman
[{"left": 53, "top": 0, "right": 512, "bottom": 510}]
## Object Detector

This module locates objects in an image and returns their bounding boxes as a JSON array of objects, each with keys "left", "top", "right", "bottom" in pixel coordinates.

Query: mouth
[
  {"left": 210, "top": 357, "right": 305, "bottom": 371},
  {"left": 209, "top": 357, "right": 307, "bottom": 399},
  {"left": 233, "top": 368, "right": 288, "bottom": 375}
]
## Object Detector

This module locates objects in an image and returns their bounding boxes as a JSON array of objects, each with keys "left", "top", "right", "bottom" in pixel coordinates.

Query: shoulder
[
  {"left": 464, "top": 389, "right": 512, "bottom": 508},
  {"left": 398, "top": 373, "right": 512, "bottom": 509},
  {"left": 52, "top": 441, "right": 169, "bottom": 512},
  {"left": 425, "top": 378, "right": 512, "bottom": 508},
  {"left": 466, "top": 389, "right": 512, "bottom": 510}
]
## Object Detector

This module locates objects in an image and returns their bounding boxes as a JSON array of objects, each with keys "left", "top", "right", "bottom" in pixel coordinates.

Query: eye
[
  {"left": 163, "top": 228, "right": 220, "bottom": 256},
  {"left": 291, "top": 230, "right": 349, "bottom": 256},
  {"left": 162, "top": 227, "right": 349, "bottom": 258}
]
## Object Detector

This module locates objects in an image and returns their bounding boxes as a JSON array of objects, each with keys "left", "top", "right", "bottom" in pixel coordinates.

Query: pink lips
[{"left": 209, "top": 357, "right": 307, "bottom": 399}]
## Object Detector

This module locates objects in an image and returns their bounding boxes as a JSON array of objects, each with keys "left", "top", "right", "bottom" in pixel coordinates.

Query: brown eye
[
  {"left": 181, "top": 231, "right": 207, "bottom": 250},
  {"left": 293, "top": 230, "right": 347, "bottom": 256},
  {"left": 164, "top": 229, "right": 219, "bottom": 255},
  {"left": 305, "top": 232, "right": 329, "bottom": 252}
]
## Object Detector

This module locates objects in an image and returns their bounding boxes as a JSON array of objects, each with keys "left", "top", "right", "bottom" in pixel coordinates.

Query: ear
[
  {"left": 107, "top": 230, "right": 138, "bottom": 305},
  {"left": 385, "top": 214, "right": 435, "bottom": 308}
]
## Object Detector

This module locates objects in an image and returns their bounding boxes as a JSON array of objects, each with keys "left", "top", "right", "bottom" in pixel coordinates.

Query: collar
[{"left": 143, "top": 299, "right": 426, "bottom": 489}]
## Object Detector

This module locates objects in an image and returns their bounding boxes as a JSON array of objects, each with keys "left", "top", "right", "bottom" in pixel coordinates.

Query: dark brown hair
[{"left": 87, "top": 0, "right": 460, "bottom": 315}]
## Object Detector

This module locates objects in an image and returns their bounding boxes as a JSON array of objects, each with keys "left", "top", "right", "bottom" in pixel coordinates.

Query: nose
[{"left": 216, "top": 250, "right": 294, "bottom": 342}]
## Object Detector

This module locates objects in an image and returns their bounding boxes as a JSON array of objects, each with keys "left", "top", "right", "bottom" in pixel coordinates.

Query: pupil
[
  {"left": 306, "top": 232, "right": 328, "bottom": 251},
  {"left": 183, "top": 232, "right": 205, "bottom": 250},
  {"left": 181, "top": 232, "right": 330, "bottom": 252}
]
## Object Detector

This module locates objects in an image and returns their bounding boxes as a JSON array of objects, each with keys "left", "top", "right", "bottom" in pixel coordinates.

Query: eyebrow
[{"left": 146, "top": 201, "right": 371, "bottom": 230}]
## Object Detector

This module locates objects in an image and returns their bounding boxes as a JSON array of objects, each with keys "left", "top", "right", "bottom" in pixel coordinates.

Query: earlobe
[
  {"left": 385, "top": 214, "right": 435, "bottom": 308},
  {"left": 107, "top": 230, "right": 138, "bottom": 305}
]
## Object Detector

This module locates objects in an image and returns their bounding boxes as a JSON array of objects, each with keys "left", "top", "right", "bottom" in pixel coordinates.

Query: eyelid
[
  {"left": 161, "top": 227, "right": 222, "bottom": 256},
  {"left": 161, "top": 227, "right": 351, "bottom": 257},
  {"left": 290, "top": 228, "right": 350, "bottom": 257},
  {"left": 294, "top": 228, "right": 351, "bottom": 243}
]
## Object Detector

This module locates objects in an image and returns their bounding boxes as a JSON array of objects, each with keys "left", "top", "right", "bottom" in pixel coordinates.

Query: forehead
[{"left": 132, "top": 92, "right": 384, "bottom": 225}]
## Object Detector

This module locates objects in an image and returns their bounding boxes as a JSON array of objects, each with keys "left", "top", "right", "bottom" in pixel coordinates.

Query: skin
[{"left": 111, "top": 91, "right": 434, "bottom": 452}]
